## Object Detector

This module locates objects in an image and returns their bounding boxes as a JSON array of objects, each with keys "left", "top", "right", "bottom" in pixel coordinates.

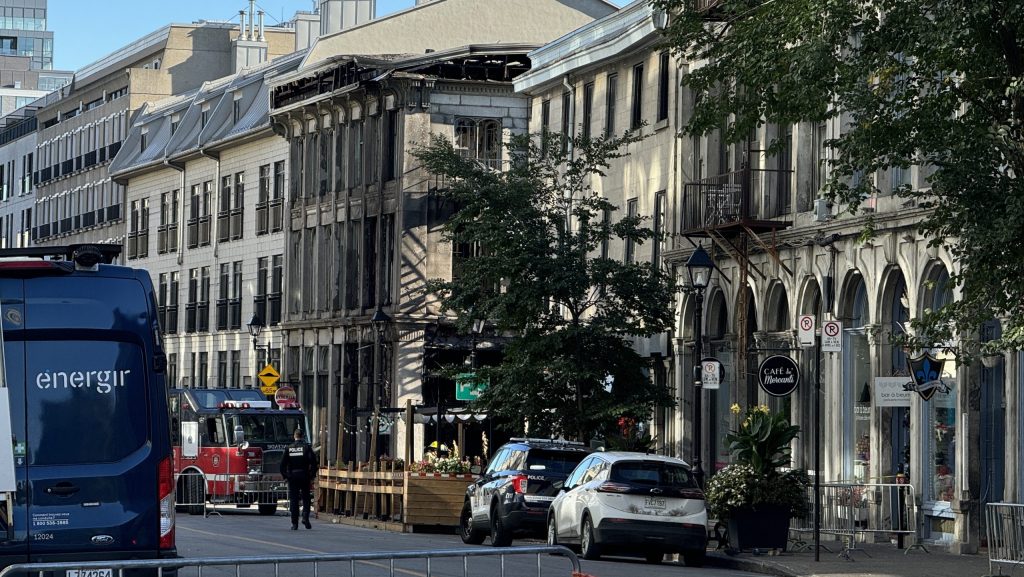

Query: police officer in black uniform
[{"left": 280, "top": 428, "right": 316, "bottom": 530}]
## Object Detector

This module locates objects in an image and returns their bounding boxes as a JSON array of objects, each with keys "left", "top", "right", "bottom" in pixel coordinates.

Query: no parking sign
[{"left": 822, "top": 320, "right": 842, "bottom": 352}]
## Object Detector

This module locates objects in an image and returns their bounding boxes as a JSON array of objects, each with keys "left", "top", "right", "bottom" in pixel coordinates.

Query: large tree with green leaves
[
  {"left": 413, "top": 131, "right": 676, "bottom": 441},
  {"left": 653, "top": 0, "right": 1024, "bottom": 351}
]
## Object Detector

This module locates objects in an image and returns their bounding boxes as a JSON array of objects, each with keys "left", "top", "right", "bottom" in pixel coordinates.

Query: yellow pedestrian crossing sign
[{"left": 258, "top": 364, "right": 280, "bottom": 390}]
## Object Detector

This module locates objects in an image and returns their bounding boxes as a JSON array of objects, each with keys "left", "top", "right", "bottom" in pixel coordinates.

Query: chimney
[
  {"left": 248, "top": 0, "right": 256, "bottom": 40},
  {"left": 233, "top": 1, "right": 268, "bottom": 72},
  {"left": 292, "top": 10, "right": 321, "bottom": 51},
  {"left": 238, "top": 10, "right": 246, "bottom": 39},
  {"left": 319, "top": 0, "right": 375, "bottom": 37}
]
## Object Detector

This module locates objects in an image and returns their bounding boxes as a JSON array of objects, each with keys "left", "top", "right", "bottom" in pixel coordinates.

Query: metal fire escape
[{"left": 679, "top": 149, "right": 794, "bottom": 397}]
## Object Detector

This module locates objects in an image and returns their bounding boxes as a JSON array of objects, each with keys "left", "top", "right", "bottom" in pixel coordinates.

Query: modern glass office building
[{"left": 0, "top": 0, "right": 71, "bottom": 118}]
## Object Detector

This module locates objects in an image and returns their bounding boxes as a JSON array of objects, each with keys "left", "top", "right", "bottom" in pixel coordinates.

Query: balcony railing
[{"left": 679, "top": 164, "right": 793, "bottom": 236}]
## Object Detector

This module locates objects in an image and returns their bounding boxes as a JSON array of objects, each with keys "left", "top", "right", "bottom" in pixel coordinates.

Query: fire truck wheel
[
  {"left": 187, "top": 476, "right": 205, "bottom": 515},
  {"left": 258, "top": 504, "right": 278, "bottom": 515}
]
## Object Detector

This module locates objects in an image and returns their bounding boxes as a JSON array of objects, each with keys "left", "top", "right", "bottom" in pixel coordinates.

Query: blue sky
[{"left": 49, "top": 0, "right": 630, "bottom": 73}]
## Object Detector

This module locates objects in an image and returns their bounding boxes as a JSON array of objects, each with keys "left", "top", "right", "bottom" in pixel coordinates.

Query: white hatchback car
[{"left": 546, "top": 452, "right": 707, "bottom": 566}]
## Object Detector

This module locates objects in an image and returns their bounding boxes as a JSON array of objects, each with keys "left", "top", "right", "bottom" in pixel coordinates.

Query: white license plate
[
  {"left": 67, "top": 569, "right": 112, "bottom": 577},
  {"left": 644, "top": 497, "right": 667, "bottom": 510}
]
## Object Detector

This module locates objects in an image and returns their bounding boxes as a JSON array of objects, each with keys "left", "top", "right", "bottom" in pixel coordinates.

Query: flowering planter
[{"left": 727, "top": 504, "right": 791, "bottom": 551}]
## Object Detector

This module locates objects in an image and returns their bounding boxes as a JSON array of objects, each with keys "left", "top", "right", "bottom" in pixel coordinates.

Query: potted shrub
[{"left": 705, "top": 404, "right": 810, "bottom": 551}]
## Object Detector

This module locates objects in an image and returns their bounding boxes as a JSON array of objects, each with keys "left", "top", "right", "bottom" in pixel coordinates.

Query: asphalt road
[{"left": 174, "top": 507, "right": 761, "bottom": 577}]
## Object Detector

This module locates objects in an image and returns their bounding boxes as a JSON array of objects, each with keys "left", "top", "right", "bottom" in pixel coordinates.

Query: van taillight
[
  {"left": 158, "top": 456, "right": 175, "bottom": 550},
  {"left": 0, "top": 260, "right": 71, "bottom": 275},
  {"left": 511, "top": 474, "right": 528, "bottom": 494}
]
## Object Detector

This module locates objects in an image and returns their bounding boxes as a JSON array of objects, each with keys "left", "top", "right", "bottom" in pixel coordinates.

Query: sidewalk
[{"left": 702, "top": 541, "right": 994, "bottom": 577}]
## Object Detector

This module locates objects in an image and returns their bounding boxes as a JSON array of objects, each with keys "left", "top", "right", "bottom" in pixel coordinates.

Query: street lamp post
[
  {"left": 685, "top": 245, "right": 714, "bottom": 487},
  {"left": 246, "top": 313, "right": 267, "bottom": 385},
  {"left": 369, "top": 307, "right": 392, "bottom": 460}
]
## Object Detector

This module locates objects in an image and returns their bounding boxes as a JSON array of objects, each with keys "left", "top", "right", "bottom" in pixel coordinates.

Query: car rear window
[
  {"left": 525, "top": 449, "right": 588, "bottom": 475},
  {"left": 27, "top": 340, "right": 149, "bottom": 465},
  {"left": 610, "top": 461, "right": 699, "bottom": 489}
]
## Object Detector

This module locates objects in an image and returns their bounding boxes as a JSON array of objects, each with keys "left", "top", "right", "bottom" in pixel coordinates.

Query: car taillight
[
  {"left": 511, "top": 474, "right": 529, "bottom": 494},
  {"left": 596, "top": 482, "right": 631, "bottom": 493},
  {"left": 679, "top": 488, "right": 705, "bottom": 500},
  {"left": 158, "top": 456, "right": 175, "bottom": 550}
]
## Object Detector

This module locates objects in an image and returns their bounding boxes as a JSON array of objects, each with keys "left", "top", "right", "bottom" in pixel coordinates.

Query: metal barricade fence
[
  {"left": 0, "top": 546, "right": 582, "bottom": 577},
  {"left": 986, "top": 502, "right": 1024, "bottom": 575},
  {"left": 790, "top": 482, "right": 921, "bottom": 559},
  {"left": 175, "top": 471, "right": 289, "bottom": 517}
]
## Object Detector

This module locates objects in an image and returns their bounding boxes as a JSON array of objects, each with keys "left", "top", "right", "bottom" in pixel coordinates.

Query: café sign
[{"left": 757, "top": 355, "right": 800, "bottom": 397}]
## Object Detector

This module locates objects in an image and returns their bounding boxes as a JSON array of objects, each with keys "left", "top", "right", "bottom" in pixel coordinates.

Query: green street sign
[{"left": 455, "top": 372, "right": 487, "bottom": 401}]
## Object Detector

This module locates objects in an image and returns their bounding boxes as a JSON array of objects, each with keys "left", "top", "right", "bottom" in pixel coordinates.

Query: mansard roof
[
  {"left": 110, "top": 50, "right": 307, "bottom": 179},
  {"left": 514, "top": 0, "right": 663, "bottom": 94}
]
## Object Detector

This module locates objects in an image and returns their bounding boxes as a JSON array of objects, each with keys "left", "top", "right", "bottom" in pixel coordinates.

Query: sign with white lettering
[
  {"left": 822, "top": 320, "right": 843, "bottom": 352},
  {"left": 798, "top": 314, "right": 815, "bottom": 347},
  {"left": 701, "top": 357, "right": 723, "bottom": 390},
  {"left": 757, "top": 355, "right": 800, "bottom": 397},
  {"left": 874, "top": 377, "right": 913, "bottom": 407}
]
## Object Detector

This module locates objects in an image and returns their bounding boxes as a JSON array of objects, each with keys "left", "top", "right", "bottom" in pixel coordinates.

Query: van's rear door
[
  {"left": 0, "top": 276, "right": 29, "bottom": 566},
  {"left": 18, "top": 276, "right": 159, "bottom": 561}
]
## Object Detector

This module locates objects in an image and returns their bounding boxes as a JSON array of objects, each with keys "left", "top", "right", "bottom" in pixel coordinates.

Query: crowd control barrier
[
  {"left": 791, "top": 482, "right": 924, "bottom": 559},
  {"left": 986, "top": 502, "right": 1024, "bottom": 575},
  {"left": 0, "top": 546, "right": 583, "bottom": 577}
]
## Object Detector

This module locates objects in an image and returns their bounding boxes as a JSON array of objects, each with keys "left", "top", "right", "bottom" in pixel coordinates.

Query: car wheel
[
  {"left": 580, "top": 515, "right": 601, "bottom": 560},
  {"left": 683, "top": 550, "right": 706, "bottom": 567},
  {"left": 459, "top": 502, "right": 487, "bottom": 545},
  {"left": 547, "top": 516, "right": 558, "bottom": 546},
  {"left": 490, "top": 505, "right": 513, "bottom": 547},
  {"left": 644, "top": 551, "right": 664, "bottom": 564}
]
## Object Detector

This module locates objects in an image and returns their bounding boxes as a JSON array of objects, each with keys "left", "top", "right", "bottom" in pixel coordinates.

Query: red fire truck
[{"left": 168, "top": 388, "right": 307, "bottom": 515}]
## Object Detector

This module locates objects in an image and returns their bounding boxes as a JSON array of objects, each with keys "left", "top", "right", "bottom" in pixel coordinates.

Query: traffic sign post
[
  {"left": 455, "top": 373, "right": 487, "bottom": 401},
  {"left": 822, "top": 320, "right": 842, "bottom": 352},
  {"left": 701, "top": 358, "right": 723, "bottom": 390},
  {"left": 798, "top": 314, "right": 816, "bottom": 347},
  {"left": 258, "top": 364, "right": 280, "bottom": 397}
]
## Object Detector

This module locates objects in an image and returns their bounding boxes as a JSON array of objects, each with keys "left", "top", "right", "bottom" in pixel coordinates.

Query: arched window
[
  {"left": 454, "top": 118, "right": 502, "bottom": 170},
  {"left": 920, "top": 263, "right": 955, "bottom": 509},
  {"left": 842, "top": 274, "right": 870, "bottom": 482}
]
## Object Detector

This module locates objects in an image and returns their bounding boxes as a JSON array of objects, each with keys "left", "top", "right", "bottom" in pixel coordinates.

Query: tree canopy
[
  {"left": 413, "top": 131, "right": 676, "bottom": 441},
  {"left": 653, "top": 0, "right": 1024, "bottom": 352}
]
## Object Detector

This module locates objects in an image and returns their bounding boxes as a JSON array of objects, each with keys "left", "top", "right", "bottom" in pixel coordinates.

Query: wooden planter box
[{"left": 402, "top": 473, "right": 475, "bottom": 526}]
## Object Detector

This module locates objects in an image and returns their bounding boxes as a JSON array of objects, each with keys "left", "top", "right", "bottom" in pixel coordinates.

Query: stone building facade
[
  {"left": 267, "top": 0, "right": 618, "bottom": 464},
  {"left": 515, "top": 0, "right": 1005, "bottom": 551}
]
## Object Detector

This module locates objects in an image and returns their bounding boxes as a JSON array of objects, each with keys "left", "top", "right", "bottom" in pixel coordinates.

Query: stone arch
[
  {"left": 878, "top": 266, "right": 910, "bottom": 375},
  {"left": 764, "top": 281, "right": 791, "bottom": 332},
  {"left": 839, "top": 270, "right": 870, "bottom": 328},
  {"left": 919, "top": 260, "right": 953, "bottom": 316}
]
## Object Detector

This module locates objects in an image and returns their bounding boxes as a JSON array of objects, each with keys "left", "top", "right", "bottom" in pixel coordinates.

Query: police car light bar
[{"left": 219, "top": 400, "right": 273, "bottom": 410}]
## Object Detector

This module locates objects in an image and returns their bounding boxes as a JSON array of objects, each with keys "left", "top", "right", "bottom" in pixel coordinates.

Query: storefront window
[
  {"left": 921, "top": 266, "right": 955, "bottom": 506},
  {"left": 926, "top": 384, "right": 956, "bottom": 502},
  {"left": 889, "top": 276, "right": 911, "bottom": 481},
  {"left": 843, "top": 277, "right": 871, "bottom": 482},
  {"left": 706, "top": 291, "right": 731, "bottom": 473}
]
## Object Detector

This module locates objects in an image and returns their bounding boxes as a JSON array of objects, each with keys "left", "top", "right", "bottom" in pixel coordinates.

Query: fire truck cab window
[
  {"left": 205, "top": 417, "right": 226, "bottom": 444},
  {"left": 232, "top": 414, "right": 303, "bottom": 444}
]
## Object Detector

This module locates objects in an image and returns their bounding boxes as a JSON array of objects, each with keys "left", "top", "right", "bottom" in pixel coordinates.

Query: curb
[{"left": 706, "top": 551, "right": 801, "bottom": 577}]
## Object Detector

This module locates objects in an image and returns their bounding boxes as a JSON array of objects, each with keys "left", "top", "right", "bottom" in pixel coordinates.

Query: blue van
[{"left": 0, "top": 244, "right": 176, "bottom": 573}]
